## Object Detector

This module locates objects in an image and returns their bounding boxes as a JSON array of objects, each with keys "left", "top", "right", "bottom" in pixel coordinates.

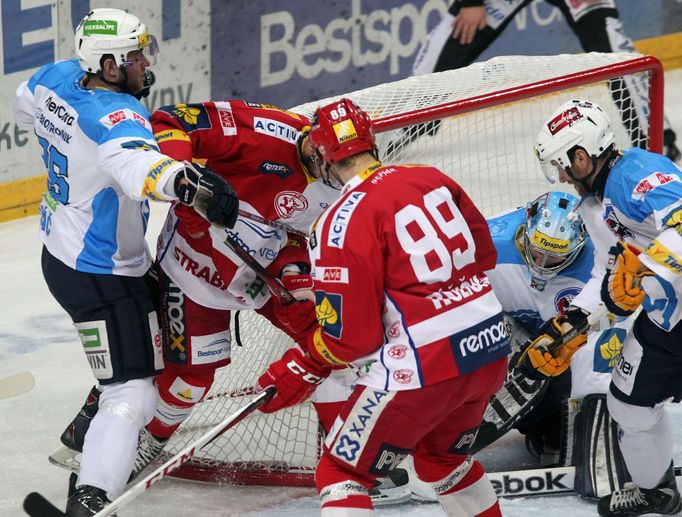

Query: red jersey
[
  {"left": 151, "top": 101, "right": 338, "bottom": 309},
  {"left": 307, "top": 162, "right": 510, "bottom": 390}
]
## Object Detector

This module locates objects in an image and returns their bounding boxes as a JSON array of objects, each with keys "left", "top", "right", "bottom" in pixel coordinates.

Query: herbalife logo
[{"left": 82, "top": 20, "right": 118, "bottom": 36}]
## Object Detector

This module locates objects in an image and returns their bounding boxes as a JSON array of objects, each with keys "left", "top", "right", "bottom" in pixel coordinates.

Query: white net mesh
[{"left": 165, "top": 52, "right": 659, "bottom": 485}]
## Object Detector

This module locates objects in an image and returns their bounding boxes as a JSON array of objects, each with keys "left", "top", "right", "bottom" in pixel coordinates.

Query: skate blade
[
  {"left": 370, "top": 486, "right": 413, "bottom": 506},
  {"left": 48, "top": 444, "right": 81, "bottom": 472}
]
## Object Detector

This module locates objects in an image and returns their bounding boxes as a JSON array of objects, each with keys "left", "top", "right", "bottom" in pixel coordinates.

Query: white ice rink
[{"left": 1, "top": 69, "right": 682, "bottom": 516}]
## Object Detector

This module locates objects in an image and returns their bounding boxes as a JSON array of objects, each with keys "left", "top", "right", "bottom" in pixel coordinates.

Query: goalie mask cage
[{"left": 164, "top": 52, "right": 663, "bottom": 487}]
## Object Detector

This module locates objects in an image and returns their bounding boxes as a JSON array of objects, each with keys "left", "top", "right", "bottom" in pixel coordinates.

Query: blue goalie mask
[{"left": 518, "top": 191, "right": 586, "bottom": 287}]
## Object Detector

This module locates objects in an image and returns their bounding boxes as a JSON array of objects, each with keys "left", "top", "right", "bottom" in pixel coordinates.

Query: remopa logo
[
  {"left": 458, "top": 315, "right": 508, "bottom": 358},
  {"left": 260, "top": 0, "right": 448, "bottom": 87}
]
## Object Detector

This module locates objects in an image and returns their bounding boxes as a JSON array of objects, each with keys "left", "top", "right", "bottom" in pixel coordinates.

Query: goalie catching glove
[
  {"left": 256, "top": 347, "right": 331, "bottom": 413},
  {"left": 174, "top": 162, "right": 239, "bottom": 229},
  {"left": 601, "top": 242, "right": 652, "bottom": 317},
  {"left": 515, "top": 308, "right": 589, "bottom": 379}
]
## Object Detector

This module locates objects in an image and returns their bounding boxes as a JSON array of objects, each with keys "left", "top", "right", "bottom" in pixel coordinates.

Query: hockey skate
[
  {"left": 65, "top": 485, "right": 113, "bottom": 516},
  {"left": 597, "top": 462, "right": 682, "bottom": 516},
  {"left": 49, "top": 385, "right": 100, "bottom": 472},
  {"left": 129, "top": 427, "right": 168, "bottom": 481},
  {"left": 369, "top": 468, "right": 413, "bottom": 506}
]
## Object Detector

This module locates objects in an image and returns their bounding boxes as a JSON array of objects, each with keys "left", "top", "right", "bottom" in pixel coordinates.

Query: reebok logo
[{"left": 489, "top": 471, "right": 571, "bottom": 496}]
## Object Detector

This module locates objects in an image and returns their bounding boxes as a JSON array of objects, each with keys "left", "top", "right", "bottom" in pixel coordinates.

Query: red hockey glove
[
  {"left": 256, "top": 347, "right": 330, "bottom": 413},
  {"left": 601, "top": 242, "right": 651, "bottom": 317},
  {"left": 267, "top": 237, "right": 310, "bottom": 279},
  {"left": 515, "top": 309, "right": 588, "bottom": 379},
  {"left": 273, "top": 298, "right": 318, "bottom": 339},
  {"left": 280, "top": 269, "right": 314, "bottom": 302}
]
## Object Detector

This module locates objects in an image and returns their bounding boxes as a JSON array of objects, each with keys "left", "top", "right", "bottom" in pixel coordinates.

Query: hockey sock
[
  {"left": 147, "top": 369, "right": 215, "bottom": 439},
  {"left": 79, "top": 378, "right": 157, "bottom": 497}
]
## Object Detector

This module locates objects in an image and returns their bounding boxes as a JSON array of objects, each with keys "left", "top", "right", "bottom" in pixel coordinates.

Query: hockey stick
[
  {"left": 222, "top": 233, "right": 296, "bottom": 305},
  {"left": 0, "top": 371, "right": 34, "bottom": 400},
  {"left": 23, "top": 387, "right": 275, "bottom": 517},
  {"left": 514, "top": 305, "right": 608, "bottom": 371},
  {"left": 238, "top": 209, "right": 308, "bottom": 237},
  {"left": 487, "top": 464, "right": 682, "bottom": 499}
]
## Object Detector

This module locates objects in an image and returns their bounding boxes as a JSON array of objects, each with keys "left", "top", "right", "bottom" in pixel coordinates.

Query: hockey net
[{"left": 164, "top": 52, "right": 663, "bottom": 486}]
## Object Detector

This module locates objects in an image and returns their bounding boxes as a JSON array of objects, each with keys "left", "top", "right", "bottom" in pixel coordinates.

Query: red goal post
[{"left": 163, "top": 52, "right": 663, "bottom": 487}]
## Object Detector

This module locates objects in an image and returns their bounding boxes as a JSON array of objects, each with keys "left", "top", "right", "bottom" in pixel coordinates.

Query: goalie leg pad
[{"left": 573, "top": 393, "right": 631, "bottom": 499}]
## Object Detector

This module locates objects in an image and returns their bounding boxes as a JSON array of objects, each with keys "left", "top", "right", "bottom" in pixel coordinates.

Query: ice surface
[{"left": 1, "top": 69, "right": 681, "bottom": 517}]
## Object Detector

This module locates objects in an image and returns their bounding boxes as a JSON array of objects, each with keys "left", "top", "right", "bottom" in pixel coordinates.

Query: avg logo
[
  {"left": 595, "top": 328, "right": 626, "bottom": 372},
  {"left": 315, "top": 292, "right": 343, "bottom": 338}
]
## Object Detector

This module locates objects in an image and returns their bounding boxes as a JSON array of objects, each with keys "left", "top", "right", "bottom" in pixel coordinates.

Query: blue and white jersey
[
  {"left": 598, "top": 148, "right": 682, "bottom": 330},
  {"left": 486, "top": 208, "right": 594, "bottom": 334},
  {"left": 487, "top": 207, "right": 629, "bottom": 398},
  {"left": 14, "top": 59, "right": 183, "bottom": 276}
]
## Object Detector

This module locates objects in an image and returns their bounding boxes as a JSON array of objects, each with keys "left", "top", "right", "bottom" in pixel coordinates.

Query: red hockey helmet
[{"left": 309, "top": 98, "right": 376, "bottom": 166}]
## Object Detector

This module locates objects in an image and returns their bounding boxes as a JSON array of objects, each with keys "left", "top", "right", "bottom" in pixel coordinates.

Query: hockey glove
[
  {"left": 256, "top": 347, "right": 330, "bottom": 413},
  {"left": 174, "top": 162, "right": 239, "bottom": 229},
  {"left": 601, "top": 242, "right": 651, "bottom": 317},
  {"left": 515, "top": 309, "right": 588, "bottom": 379}
]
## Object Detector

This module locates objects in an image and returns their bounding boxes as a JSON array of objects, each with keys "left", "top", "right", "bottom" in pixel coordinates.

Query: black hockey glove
[{"left": 174, "top": 162, "right": 239, "bottom": 229}]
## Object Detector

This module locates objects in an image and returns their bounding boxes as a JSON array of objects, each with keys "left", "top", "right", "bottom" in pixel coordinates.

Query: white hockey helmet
[
  {"left": 74, "top": 8, "right": 159, "bottom": 73},
  {"left": 535, "top": 99, "right": 615, "bottom": 183}
]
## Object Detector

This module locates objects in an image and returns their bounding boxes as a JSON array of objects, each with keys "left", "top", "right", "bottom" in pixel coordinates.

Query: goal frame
[{"left": 164, "top": 53, "right": 664, "bottom": 488}]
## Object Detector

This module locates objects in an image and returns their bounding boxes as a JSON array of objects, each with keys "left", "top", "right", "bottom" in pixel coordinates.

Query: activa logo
[
  {"left": 458, "top": 316, "right": 508, "bottom": 357},
  {"left": 260, "top": 0, "right": 449, "bottom": 87}
]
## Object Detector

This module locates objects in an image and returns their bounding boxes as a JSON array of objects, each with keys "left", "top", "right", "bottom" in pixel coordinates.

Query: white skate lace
[
  {"left": 132, "top": 429, "right": 166, "bottom": 474},
  {"left": 610, "top": 483, "right": 647, "bottom": 510}
]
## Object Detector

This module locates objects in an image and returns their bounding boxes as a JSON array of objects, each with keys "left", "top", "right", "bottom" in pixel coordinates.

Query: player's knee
[
  {"left": 155, "top": 368, "right": 216, "bottom": 408},
  {"left": 607, "top": 391, "right": 664, "bottom": 433},
  {"left": 99, "top": 377, "right": 157, "bottom": 427}
]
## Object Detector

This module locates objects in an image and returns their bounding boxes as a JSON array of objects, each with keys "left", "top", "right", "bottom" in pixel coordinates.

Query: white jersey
[
  {"left": 14, "top": 59, "right": 183, "bottom": 276},
  {"left": 157, "top": 183, "right": 338, "bottom": 310}
]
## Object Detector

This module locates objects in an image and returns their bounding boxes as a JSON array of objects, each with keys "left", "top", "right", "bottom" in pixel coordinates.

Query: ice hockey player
[
  {"left": 480, "top": 191, "right": 633, "bottom": 498},
  {"left": 401, "top": 0, "right": 679, "bottom": 163},
  {"left": 256, "top": 97, "right": 510, "bottom": 516},
  {"left": 50, "top": 99, "right": 341, "bottom": 480},
  {"left": 528, "top": 98, "right": 682, "bottom": 516},
  {"left": 13, "top": 8, "right": 238, "bottom": 516},
  {"left": 383, "top": 191, "right": 633, "bottom": 503}
]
